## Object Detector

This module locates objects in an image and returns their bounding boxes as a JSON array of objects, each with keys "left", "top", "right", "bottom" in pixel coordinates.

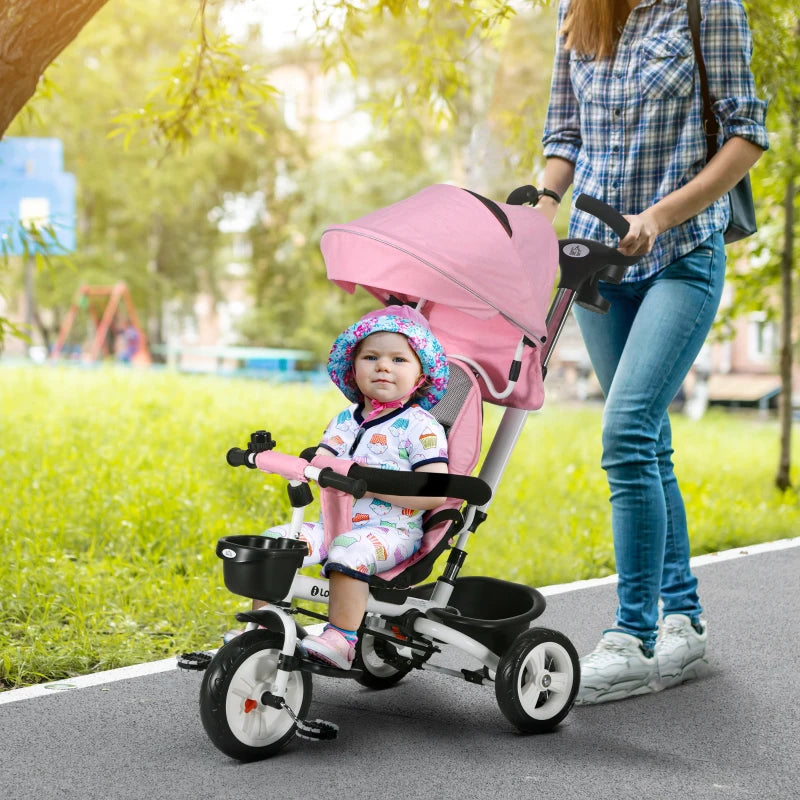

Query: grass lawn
[{"left": 1, "top": 364, "right": 797, "bottom": 689}]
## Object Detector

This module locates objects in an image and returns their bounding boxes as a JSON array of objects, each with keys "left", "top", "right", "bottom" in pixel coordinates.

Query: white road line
[
  {"left": 2, "top": 536, "right": 797, "bottom": 706},
  {"left": 540, "top": 535, "right": 800, "bottom": 596}
]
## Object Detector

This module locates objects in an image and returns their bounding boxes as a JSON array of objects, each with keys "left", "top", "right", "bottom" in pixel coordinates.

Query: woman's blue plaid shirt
[{"left": 542, "top": 0, "right": 769, "bottom": 281}]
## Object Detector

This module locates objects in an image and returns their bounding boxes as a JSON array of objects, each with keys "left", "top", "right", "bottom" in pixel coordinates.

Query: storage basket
[
  {"left": 416, "top": 576, "right": 546, "bottom": 655},
  {"left": 216, "top": 535, "right": 308, "bottom": 602}
]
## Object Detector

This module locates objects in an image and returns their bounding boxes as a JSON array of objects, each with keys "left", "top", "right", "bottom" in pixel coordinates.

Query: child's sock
[{"left": 326, "top": 623, "right": 358, "bottom": 646}]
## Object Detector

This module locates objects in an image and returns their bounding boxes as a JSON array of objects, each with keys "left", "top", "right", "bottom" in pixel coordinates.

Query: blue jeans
[{"left": 573, "top": 233, "right": 726, "bottom": 650}]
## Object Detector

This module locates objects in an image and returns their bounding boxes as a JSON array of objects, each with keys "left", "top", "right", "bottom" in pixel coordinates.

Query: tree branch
[{"left": 0, "top": 0, "right": 111, "bottom": 137}]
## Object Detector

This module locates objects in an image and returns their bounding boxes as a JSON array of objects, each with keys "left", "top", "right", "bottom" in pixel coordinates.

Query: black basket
[
  {"left": 415, "top": 576, "right": 546, "bottom": 655},
  {"left": 216, "top": 535, "right": 308, "bottom": 602}
]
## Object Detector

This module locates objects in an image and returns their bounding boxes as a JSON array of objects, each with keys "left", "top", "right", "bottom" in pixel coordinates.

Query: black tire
[
  {"left": 354, "top": 630, "right": 412, "bottom": 689},
  {"left": 199, "top": 630, "right": 311, "bottom": 761},
  {"left": 494, "top": 627, "right": 580, "bottom": 734}
]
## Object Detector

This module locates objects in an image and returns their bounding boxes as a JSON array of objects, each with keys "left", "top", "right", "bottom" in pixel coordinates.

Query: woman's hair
[{"left": 561, "top": 0, "right": 631, "bottom": 59}]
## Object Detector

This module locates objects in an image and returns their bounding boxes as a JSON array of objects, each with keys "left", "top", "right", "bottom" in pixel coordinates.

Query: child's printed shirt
[{"left": 318, "top": 402, "right": 448, "bottom": 532}]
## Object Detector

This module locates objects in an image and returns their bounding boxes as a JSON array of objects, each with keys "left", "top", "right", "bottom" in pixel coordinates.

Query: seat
[{"left": 368, "top": 358, "right": 484, "bottom": 592}]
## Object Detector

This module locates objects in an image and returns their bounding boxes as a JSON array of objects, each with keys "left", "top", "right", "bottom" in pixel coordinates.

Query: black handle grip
[
  {"left": 316, "top": 467, "right": 368, "bottom": 499},
  {"left": 575, "top": 194, "right": 630, "bottom": 239},
  {"left": 348, "top": 464, "right": 492, "bottom": 506},
  {"left": 227, "top": 447, "right": 255, "bottom": 468},
  {"left": 505, "top": 185, "right": 540, "bottom": 206}
]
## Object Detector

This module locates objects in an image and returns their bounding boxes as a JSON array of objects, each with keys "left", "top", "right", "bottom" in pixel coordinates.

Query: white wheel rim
[
  {"left": 517, "top": 641, "right": 575, "bottom": 720},
  {"left": 225, "top": 647, "right": 304, "bottom": 747},
  {"left": 361, "top": 635, "right": 400, "bottom": 678}
]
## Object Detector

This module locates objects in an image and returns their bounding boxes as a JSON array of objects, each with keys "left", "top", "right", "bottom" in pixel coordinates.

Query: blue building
[{"left": 0, "top": 137, "right": 76, "bottom": 255}]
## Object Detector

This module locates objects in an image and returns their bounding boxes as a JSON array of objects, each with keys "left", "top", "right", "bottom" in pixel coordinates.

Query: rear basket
[
  {"left": 414, "top": 576, "right": 546, "bottom": 655},
  {"left": 216, "top": 535, "right": 307, "bottom": 602}
]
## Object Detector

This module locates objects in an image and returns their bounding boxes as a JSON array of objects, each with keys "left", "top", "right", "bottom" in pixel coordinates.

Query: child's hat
[{"left": 327, "top": 305, "right": 449, "bottom": 410}]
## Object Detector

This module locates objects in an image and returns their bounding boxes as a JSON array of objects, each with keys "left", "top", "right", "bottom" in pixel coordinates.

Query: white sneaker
[
  {"left": 575, "top": 631, "right": 659, "bottom": 706},
  {"left": 656, "top": 614, "right": 708, "bottom": 689}
]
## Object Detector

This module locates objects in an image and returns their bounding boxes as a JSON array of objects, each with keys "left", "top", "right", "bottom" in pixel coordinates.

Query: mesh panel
[{"left": 430, "top": 363, "right": 473, "bottom": 433}]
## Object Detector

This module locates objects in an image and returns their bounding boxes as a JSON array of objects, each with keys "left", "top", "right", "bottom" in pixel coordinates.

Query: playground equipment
[{"left": 50, "top": 282, "right": 150, "bottom": 365}]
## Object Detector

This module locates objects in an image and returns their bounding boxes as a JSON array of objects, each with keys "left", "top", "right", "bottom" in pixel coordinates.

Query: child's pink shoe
[{"left": 301, "top": 626, "right": 356, "bottom": 670}]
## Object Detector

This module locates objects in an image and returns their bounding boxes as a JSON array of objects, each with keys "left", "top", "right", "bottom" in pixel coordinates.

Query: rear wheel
[
  {"left": 495, "top": 627, "right": 579, "bottom": 733},
  {"left": 354, "top": 628, "right": 412, "bottom": 689},
  {"left": 199, "top": 630, "right": 311, "bottom": 760}
]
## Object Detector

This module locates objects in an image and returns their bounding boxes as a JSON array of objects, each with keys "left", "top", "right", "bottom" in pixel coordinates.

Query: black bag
[{"left": 688, "top": 0, "right": 757, "bottom": 244}]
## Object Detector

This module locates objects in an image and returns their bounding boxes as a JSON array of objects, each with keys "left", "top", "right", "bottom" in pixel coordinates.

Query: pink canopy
[{"left": 320, "top": 184, "right": 559, "bottom": 410}]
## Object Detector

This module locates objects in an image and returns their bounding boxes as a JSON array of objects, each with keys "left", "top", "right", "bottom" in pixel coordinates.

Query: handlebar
[
  {"left": 226, "top": 430, "right": 276, "bottom": 469},
  {"left": 504, "top": 186, "right": 631, "bottom": 240},
  {"left": 227, "top": 435, "right": 368, "bottom": 499},
  {"left": 226, "top": 447, "right": 255, "bottom": 468},
  {"left": 574, "top": 193, "right": 630, "bottom": 239},
  {"left": 315, "top": 467, "right": 367, "bottom": 499}
]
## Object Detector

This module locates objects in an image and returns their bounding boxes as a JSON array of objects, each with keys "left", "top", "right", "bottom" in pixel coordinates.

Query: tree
[
  {"left": 729, "top": 1, "right": 799, "bottom": 491},
  {"left": 5, "top": 0, "right": 296, "bottom": 353},
  {"left": 4, "top": 0, "right": 795, "bottom": 487},
  {"left": 0, "top": 0, "right": 111, "bottom": 136}
]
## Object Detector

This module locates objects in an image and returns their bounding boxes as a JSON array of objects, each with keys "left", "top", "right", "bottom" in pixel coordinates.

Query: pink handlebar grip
[
  {"left": 309, "top": 454, "right": 355, "bottom": 476},
  {"left": 254, "top": 451, "right": 309, "bottom": 482}
]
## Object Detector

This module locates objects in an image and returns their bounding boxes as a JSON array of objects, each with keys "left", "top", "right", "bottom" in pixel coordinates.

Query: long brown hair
[{"left": 561, "top": 0, "right": 632, "bottom": 59}]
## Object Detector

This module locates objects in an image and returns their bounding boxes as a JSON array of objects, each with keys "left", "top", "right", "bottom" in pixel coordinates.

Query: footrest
[
  {"left": 295, "top": 718, "right": 339, "bottom": 741},
  {"left": 177, "top": 651, "right": 213, "bottom": 671},
  {"left": 299, "top": 658, "right": 363, "bottom": 680}
]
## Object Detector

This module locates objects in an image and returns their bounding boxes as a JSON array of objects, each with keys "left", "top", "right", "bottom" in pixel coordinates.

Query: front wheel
[
  {"left": 494, "top": 627, "right": 579, "bottom": 733},
  {"left": 199, "top": 630, "right": 311, "bottom": 760}
]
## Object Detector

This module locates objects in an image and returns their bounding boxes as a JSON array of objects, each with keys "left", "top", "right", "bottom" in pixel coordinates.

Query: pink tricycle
[{"left": 180, "top": 185, "right": 638, "bottom": 760}]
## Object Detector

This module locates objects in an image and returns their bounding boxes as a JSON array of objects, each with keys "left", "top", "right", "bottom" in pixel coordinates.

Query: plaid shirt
[{"left": 542, "top": 0, "right": 769, "bottom": 281}]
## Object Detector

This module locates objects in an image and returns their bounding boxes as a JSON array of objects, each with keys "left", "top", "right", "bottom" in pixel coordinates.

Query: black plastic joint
[
  {"left": 441, "top": 548, "right": 466, "bottom": 582},
  {"left": 462, "top": 667, "right": 490, "bottom": 685},
  {"left": 468, "top": 510, "right": 488, "bottom": 532},
  {"left": 260, "top": 691, "right": 283, "bottom": 709},
  {"left": 278, "top": 653, "right": 301, "bottom": 672},
  {"left": 287, "top": 482, "right": 314, "bottom": 508},
  {"left": 509, "top": 360, "right": 521, "bottom": 382},
  {"left": 396, "top": 608, "right": 424, "bottom": 639}
]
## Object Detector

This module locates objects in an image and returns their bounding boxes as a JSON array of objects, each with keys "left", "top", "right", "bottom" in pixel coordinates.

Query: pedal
[
  {"left": 295, "top": 718, "right": 339, "bottom": 741},
  {"left": 275, "top": 695, "right": 339, "bottom": 741},
  {"left": 177, "top": 651, "right": 213, "bottom": 671}
]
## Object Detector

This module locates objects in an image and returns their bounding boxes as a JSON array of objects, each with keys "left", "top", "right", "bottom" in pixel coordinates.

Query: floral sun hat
[{"left": 327, "top": 305, "right": 449, "bottom": 410}]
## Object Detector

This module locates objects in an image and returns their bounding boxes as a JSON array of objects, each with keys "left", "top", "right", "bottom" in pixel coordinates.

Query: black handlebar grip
[
  {"left": 575, "top": 194, "right": 630, "bottom": 239},
  {"left": 227, "top": 447, "right": 255, "bottom": 468},
  {"left": 316, "top": 467, "right": 368, "bottom": 499},
  {"left": 505, "top": 185, "right": 540, "bottom": 206}
]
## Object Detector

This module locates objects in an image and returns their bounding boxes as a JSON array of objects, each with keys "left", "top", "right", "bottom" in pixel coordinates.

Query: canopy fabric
[{"left": 320, "top": 184, "right": 559, "bottom": 410}]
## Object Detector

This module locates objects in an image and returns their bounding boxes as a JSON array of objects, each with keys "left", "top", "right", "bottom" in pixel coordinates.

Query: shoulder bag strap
[{"left": 687, "top": 0, "right": 719, "bottom": 160}]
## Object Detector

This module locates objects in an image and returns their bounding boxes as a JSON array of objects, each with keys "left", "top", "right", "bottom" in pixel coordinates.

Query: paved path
[{"left": 1, "top": 541, "right": 798, "bottom": 800}]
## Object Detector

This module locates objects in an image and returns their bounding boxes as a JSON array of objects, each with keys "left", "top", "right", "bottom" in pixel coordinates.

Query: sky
[{"left": 221, "top": 0, "right": 315, "bottom": 50}]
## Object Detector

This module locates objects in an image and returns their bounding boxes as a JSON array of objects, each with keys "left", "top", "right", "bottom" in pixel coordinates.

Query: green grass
[{"left": 1, "top": 364, "right": 798, "bottom": 689}]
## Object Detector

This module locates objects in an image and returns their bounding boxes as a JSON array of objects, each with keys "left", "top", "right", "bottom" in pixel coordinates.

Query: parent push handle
[
  {"left": 575, "top": 193, "right": 630, "bottom": 239},
  {"left": 555, "top": 195, "right": 639, "bottom": 314}
]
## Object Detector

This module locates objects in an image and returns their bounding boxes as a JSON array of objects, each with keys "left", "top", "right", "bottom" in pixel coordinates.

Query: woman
[{"left": 535, "top": 0, "right": 768, "bottom": 704}]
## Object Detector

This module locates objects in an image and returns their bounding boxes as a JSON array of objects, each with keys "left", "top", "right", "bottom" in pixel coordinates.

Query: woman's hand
[{"left": 617, "top": 208, "right": 662, "bottom": 257}]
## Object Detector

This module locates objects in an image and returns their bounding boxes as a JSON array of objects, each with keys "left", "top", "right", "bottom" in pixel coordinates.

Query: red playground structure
[{"left": 50, "top": 282, "right": 151, "bottom": 365}]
